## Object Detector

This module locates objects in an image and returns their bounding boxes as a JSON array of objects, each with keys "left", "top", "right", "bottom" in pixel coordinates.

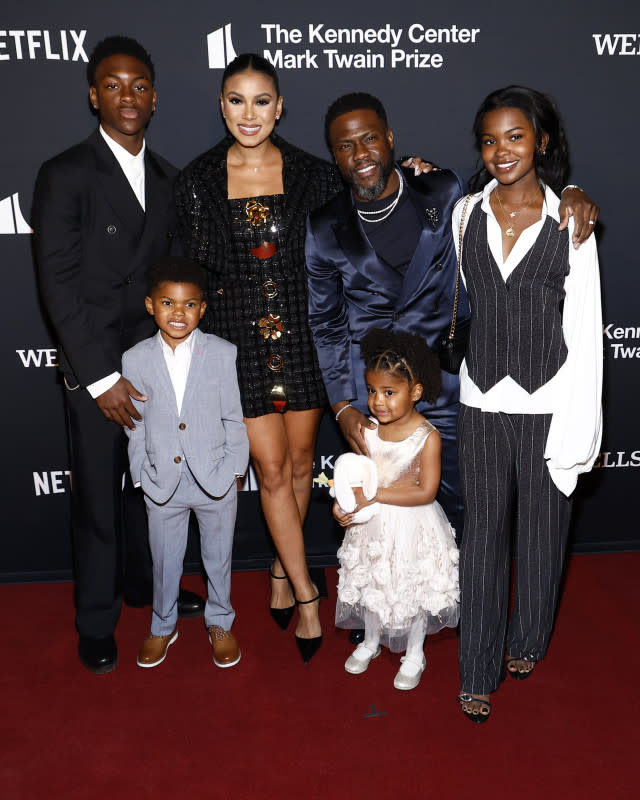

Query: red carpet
[{"left": 1, "top": 553, "right": 638, "bottom": 799}]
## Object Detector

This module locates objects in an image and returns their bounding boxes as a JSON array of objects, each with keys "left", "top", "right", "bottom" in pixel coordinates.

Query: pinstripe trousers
[{"left": 457, "top": 404, "right": 572, "bottom": 695}]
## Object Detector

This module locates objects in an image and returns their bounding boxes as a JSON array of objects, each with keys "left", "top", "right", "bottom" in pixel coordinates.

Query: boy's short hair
[
  {"left": 87, "top": 36, "right": 155, "bottom": 86},
  {"left": 146, "top": 256, "right": 207, "bottom": 295}
]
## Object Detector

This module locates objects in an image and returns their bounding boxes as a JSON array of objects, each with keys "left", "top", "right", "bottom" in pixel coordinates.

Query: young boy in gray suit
[{"left": 123, "top": 256, "right": 249, "bottom": 669}]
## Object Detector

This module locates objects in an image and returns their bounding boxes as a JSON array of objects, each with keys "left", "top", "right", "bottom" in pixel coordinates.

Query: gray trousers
[
  {"left": 457, "top": 406, "right": 572, "bottom": 695},
  {"left": 144, "top": 466, "right": 237, "bottom": 636}
]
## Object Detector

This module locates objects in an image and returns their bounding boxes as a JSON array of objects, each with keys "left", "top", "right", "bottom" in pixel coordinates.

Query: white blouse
[{"left": 452, "top": 180, "right": 603, "bottom": 496}]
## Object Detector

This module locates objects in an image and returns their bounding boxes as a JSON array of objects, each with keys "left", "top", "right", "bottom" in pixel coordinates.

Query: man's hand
[
  {"left": 334, "top": 404, "right": 375, "bottom": 456},
  {"left": 95, "top": 377, "right": 147, "bottom": 430},
  {"left": 400, "top": 156, "right": 438, "bottom": 176},
  {"left": 558, "top": 187, "right": 599, "bottom": 249}
]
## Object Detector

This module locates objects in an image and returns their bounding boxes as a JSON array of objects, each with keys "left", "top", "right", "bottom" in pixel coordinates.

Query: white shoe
[
  {"left": 345, "top": 643, "right": 381, "bottom": 675},
  {"left": 393, "top": 654, "right": 426, "bottom": 690}
]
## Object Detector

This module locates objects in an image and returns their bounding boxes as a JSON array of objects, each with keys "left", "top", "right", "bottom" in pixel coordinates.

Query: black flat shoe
[
  {"left": 177, "top": 588, "right": 205, "bottom": 619},
  {"left": 295, "top": 590, "right": 322, "bottom": 664},
  {"left": 78, "top": 634, "right": 118, "bottom": 675},
  {"left": 457, "top": 693, "right": 491, "bottom": 724},
  {"left": 269, "top": 568, "right": 295, "bottom": 631}
]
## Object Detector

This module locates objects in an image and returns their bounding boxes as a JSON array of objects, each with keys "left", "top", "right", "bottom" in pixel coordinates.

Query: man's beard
[{"left": 346, "top": 154, "right": 396, "bottom": 202}]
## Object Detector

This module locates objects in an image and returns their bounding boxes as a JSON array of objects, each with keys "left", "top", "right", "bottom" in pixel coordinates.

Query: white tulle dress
[{"left": 335, "top": 419, "right": 460, "bottom": 652}]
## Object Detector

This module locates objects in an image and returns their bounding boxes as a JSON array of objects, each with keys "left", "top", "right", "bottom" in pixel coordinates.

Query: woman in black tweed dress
[{"left": 175, "top": 54, "right": 343, "bottom": 662}]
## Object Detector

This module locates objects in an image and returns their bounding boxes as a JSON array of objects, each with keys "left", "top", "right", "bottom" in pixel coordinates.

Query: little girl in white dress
[{"left": 333, "top": 329, "right": 459, "bottom": 691}]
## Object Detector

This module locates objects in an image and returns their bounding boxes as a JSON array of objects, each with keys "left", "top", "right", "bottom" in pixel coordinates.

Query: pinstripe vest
[{"left": 463, "top": 202, "right": 569, "bottom": 394}]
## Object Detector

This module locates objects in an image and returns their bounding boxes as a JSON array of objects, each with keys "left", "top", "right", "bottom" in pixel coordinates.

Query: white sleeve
[
  {"left": 86, "top": 371, "right": 121, "bottom": 398},
  {"left": 544, "top": 222, "right": 603, "bottom": 496}
]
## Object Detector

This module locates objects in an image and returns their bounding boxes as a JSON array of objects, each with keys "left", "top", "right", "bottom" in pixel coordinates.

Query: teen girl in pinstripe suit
[{"left": 453, "top": 87, "right": 602, "bottom": 723}]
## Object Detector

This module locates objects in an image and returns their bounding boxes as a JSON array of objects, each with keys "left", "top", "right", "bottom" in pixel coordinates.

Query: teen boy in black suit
[{"left": 33, "top": 36, "right": 203, "bottom": 674}]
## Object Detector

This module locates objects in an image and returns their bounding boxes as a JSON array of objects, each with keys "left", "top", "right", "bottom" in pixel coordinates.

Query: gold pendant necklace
[{"left": 495, "top": 187, "right": 541, "bottom": 238}]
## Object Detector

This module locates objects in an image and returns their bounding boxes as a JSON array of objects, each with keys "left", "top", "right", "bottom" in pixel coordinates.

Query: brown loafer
[
  {"left": 208, "top": 625, "right": 241, "bottom": 668},
  {"left": 137, "top": 630, "right": 178, "bottom": 668}
]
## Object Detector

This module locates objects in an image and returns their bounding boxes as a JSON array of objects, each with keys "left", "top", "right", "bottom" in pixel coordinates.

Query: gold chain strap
[{"left": 448, "top": 194, "right": 472, "bottom": 341}]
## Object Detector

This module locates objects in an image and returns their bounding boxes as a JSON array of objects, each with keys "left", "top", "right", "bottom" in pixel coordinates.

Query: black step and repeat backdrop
[{"left": 2, "top": 0, "right": 638, "bottom": 582}]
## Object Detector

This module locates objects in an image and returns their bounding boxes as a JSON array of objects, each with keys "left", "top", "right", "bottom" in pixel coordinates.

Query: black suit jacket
[{"left": 33, "top": 129, "right": 179, "bottom": 388}]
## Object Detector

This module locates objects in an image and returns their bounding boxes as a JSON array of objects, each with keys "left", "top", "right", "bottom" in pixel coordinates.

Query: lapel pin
[{"left": 425, "top": 208, "right": 439, "bottom": 230}]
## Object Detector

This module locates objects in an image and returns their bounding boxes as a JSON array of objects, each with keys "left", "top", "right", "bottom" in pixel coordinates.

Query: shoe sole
[
  {"left": 345, "top": 646, "right": 381, "bottom": 675},
  {"left": 80, "top": 657, "right": 118, "bottom": 675},
  {"left": 137, "top": 630, "right": 178, "bottom": 668},
  {"left": 393, "top": 676, "right": 423, "bottom": 690},
  {"left": 393, "top": 661, "right": 426, "bottom": 690},
  {"left": 213, "top": 650, "right": 241, "bottom": 669}
]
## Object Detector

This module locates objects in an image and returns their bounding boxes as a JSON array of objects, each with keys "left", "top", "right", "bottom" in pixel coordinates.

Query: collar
[
  {"left": 99, "top": 125, "right": 146, "bottom": 172},
  {"left": 480, "top": 178, "right": 560, "bottom": 223},
  {"left": 156, "top": 329, "right": 196, "bottom": 358}
]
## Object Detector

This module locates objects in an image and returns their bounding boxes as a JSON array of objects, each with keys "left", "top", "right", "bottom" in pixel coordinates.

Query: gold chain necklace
[{"left": 495, "top": 187, "right": 542, "bottom": 237}]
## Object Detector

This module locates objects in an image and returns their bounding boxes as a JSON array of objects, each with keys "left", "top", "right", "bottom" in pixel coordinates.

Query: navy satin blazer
[{"left": 305, "top": 166, "right": 470, "bottom": 414}]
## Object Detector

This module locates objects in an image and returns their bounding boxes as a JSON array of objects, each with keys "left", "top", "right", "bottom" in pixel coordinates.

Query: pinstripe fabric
[
  {"left": 458, "top": 405, "right": 571, "bottom": 695},
  {"left": 463, "top": 203, "right": 569, "bottom": 394}
]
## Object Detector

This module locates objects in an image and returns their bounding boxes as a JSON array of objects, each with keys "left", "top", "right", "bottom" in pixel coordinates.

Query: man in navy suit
[
  {"left": 306, "top": 93, "right": 468, "bottom": 541},
  {"left": 33, "top": 36, "right": 203, "bottom": 674},
  {"left": 307, "top": 92, "right": 597, "bottom": 645}
]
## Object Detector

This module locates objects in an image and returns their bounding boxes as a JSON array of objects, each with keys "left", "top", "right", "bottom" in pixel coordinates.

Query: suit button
[
  {"left": 435, "top": 263, "right": 443, "bottom": 271},
  {"left": 174, "top": 456, "right": 182, "bottom": 463},
  {"left": 179, "top": 423, "right": 186, "bottom": 430},
  {"left": 392, "top": 313, "right": 400, "bottom": 322},
  {"left": 107, "top": 225, "right": 117, "bottom": 235}
]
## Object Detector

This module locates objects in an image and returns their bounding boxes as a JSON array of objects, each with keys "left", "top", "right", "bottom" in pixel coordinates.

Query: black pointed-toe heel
[
  {"left": 294, "top": 590, "right": 322, "bottom": 664},
  {"left": 269, "top": 568, "right": 295, "bottom": 631}
]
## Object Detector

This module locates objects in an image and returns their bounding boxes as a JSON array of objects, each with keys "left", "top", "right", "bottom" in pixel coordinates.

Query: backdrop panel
[{"left": 2, "top": 0, "right": 638, "bottom": 582}]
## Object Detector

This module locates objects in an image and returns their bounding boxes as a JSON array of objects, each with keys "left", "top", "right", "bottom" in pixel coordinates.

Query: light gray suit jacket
[{"left": 122, "top": 328, "right": 249, "bottom": 504}]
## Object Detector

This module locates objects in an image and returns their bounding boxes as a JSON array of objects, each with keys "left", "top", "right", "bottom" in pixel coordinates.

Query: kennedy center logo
[
  {"left": 0, "top": 192, "right": 31, "bottom": 234},
  {"left": 208, "top": 23, "right": 237, "bottom": 68}
]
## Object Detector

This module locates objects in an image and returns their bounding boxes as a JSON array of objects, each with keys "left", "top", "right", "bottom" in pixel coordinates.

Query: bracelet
[
  {"left": 562, "top": 184, "right": 582, "bottom": 193},
  {"left": 335, "top": 403, "right": 352, "bottom": 421}
]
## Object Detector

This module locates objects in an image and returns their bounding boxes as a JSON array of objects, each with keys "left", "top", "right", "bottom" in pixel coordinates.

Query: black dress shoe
[
  {"left": 177, "top": 588, "right": 205, "bottom": 619},
  {"left": 78, "top": 635, "right": 118, "bottom": 674},
  {"left": 123, "top": 593, "right": 150, "bottom": 609},
  {"left": 349, "top": 629, "right": 365, "bottom": 645}
]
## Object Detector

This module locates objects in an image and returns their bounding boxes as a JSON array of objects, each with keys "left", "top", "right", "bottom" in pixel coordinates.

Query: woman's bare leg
[
  {"left": 269, "top": 408, "right": 324, "bottom": 607},
  {"left": 246, "top": 412, "right": 321, "bottom": 639}
]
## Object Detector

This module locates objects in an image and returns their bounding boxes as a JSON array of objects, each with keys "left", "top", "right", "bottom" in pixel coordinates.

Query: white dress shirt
[
  {"left": 99, "top": 125, "right": 146, "bottom": 210},
  {"left": 452, "top": 180, "right": 603, "bottom": 495},
  {"left": 86, "top": 128, "right": 147, "bottom": 399},
  {"left": 158, "top": 330, "right": 195, "bottom": 415}
]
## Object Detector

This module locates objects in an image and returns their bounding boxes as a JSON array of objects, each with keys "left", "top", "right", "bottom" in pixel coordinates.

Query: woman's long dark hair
[{"left": 469, "top": 85, "right": 570, "bottom": 194}]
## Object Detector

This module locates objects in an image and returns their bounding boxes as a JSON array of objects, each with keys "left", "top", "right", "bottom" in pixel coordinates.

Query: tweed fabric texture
[{"left": 175, "top": 135, "right": 343, "bottom": 417}]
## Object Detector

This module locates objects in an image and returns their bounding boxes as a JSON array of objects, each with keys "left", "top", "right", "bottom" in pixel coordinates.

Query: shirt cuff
[{"left": 87, "top": 372, "right": 121, "bottom": 399}]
